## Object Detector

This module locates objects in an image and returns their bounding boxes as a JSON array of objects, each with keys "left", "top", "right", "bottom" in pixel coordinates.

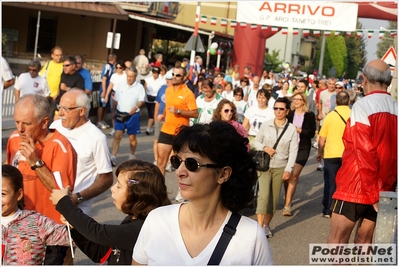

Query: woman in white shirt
[
  {"left": 132, "top": 121, "right": 273, "bottom": 265},
  {"left": 276, "top": 81, "right": 292, "bottom": 98}
]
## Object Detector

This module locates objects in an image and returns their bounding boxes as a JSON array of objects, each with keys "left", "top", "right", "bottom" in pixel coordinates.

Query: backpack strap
[
  {"left": 334, "top": 110, "right": 347, "bottom": 124},
  {"left": 207, "top": 212, "right": 241, "bottom": 265}
]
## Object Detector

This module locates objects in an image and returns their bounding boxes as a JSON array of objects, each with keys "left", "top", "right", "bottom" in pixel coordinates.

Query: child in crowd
[
  {"left": 222, "top": 81, "right": 235, "bottom": 101},
  {"left": 2, "top": 164, "right": 71, "bottom": 265},
  {"left": 50, "top": 159, "right": 171, "bottom": 265},
  {"left": 215, "top": 84, "right": 223, "bottom": 96}
]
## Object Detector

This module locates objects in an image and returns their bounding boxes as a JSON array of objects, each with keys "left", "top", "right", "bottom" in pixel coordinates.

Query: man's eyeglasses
[
  {"left": 273, "top": 107, "right": 286, "bottom": 111},
  {"left": 57, "top": 105, "right": 81, "bottom": 113},
  {"left": 170, "top": 155, "right": 221, "bottom": 172},
  {"left": 63, "top": 64, "right": 72, "bottom": 67},
  {"left": 172, "top": 73, "right": 183, "bottom": 77},
  {"left": 224, "top": 109, "right": 235, "bottom": 114}
]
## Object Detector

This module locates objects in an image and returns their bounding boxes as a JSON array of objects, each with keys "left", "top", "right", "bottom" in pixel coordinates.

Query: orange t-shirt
[
  {"left": 161, "top": 84, "right": 197, "bottom": 135},
  {"left": 6, "top": 130, "right": 77, "bottom": 223}
]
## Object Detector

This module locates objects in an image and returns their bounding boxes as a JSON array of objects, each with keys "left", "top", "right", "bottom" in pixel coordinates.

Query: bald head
[{"left": 362, "top": 59, "right": 391, "bottom": 94}]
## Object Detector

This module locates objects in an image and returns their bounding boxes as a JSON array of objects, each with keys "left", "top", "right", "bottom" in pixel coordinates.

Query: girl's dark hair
[
  {"left": 115, "top": 160, "right": 171, "bottom": 219},
  {"left": 2, "top": 164, "right": 25, "bottom": 209},
  {"left": 202, "top": 78, "right": 214, "bottom": 89},
  {"left": 233, "top": 87, "right": 244, "bottom": 96},
  {"left": 115, "top": 60, "right": 126, "bottom": 69},
  {"left": 172, "top": 121, "right": 256, "bottom": 212},
  {"left": 256, "top": 88, "right": 271, "bottom": 100}
]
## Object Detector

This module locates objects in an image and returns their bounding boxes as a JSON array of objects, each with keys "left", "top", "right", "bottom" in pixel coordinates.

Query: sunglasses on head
[
  {"left": 172, "top": 73, "right": 183, "bottom": 77},
  {"left": 224, "top": 109, "right": 235, "bottom": 114},
  {"left": 170, "top": 155, "right": 221, "bottom": 172}
]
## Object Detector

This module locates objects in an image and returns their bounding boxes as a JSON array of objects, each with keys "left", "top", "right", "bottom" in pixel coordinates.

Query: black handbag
[
  {"left": 146, "top": 94, "right": 156, "bottom": 102},
  {"left": 115, "top": 110, "right": 131, "bottom": 123},
  {"left": 254, "top": 122, "right": 289, "bottom": 171}
]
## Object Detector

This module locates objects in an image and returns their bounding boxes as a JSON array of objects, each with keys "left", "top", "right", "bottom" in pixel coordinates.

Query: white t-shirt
[
  {"left": 145, "top": 76, "right": 165, "bottom": 102},
  {"left": 14, "top": 73, "right": 50, "bottom": 97},
  {"left": 244, "top": 106, "right": 275, "bottom": 136},
  {"left": 50, "top": 120, "right": 112, "bottom": 215},
  {"left": 194, "top": 93, "right": 223, "bottom": 124},
  {"left": 222, "top": 90, "right": 234, "bottom": 101},
  {"left": 247, "top": 88, "right": 259, "bottom": 108},
  {"left": 133, "top": 204, "right": 273, "bottom": 265},
  {"left": 109, "top": 72, "right": 127, "bottom": 92},
  {"left": 276, "top": 90, "right": 292, "bottom": 98},
  {"left": 319, "top": 90, "right": 336, "bottom": 125},
  {"left": 233, "top": 99, "right": 248, "bottom": 123}
]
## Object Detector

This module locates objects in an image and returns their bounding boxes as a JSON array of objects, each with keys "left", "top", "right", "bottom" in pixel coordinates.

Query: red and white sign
[
  {"left": 381, "top": 46, "right": 397, "bottom": 74},
  {"left": 236, "top": 1, "right": 358, "bottom": 31}
]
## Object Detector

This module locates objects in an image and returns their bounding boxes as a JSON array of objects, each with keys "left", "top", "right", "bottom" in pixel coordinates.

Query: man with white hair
[{"left": 50, "top": 89, "right": 113, "bottom": 215}]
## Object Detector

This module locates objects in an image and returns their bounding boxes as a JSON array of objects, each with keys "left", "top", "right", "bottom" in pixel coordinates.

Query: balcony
[
  {"left": 143, "top": 2, "right": 179, "bottom": 20},
  {"left": 117, "top": 2, "right": 150, "bottom": 13}
]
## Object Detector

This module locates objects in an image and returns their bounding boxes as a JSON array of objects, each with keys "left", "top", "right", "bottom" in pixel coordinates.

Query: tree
[
  {"left": 264, "top": 49, "right": 282, "bottom": 72},
  {"left": 377, "top": 21, "right": 397, "bottom": 59}
]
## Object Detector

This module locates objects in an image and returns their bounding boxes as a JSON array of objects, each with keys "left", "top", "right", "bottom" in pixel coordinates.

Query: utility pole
[
  {"left": 189, "top": 2, "right": 200, "bottom": 81},
  {"left": 318, "top": 31, "right": 326, "bottom": 78},
  {"left": 33, "top": 11, "right": 41, "bottom": 60}
]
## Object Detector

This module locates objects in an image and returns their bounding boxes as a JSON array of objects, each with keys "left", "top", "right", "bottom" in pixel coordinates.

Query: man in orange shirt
[
  {"left": 6, "top": 94, "right": 77, "bottom": 264},
  {"left": 157, "top": 66, "right": 198, "bottom": 178}
]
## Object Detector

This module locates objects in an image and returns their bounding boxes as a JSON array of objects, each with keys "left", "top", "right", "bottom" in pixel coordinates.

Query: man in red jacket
[{"left": 328, "top": 59, "right": 397, "bottom": 244}]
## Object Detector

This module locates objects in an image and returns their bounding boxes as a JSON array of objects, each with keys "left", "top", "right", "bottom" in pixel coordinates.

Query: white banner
[{"left": 236, "top": 2, "right": 358, "bottom": 31}]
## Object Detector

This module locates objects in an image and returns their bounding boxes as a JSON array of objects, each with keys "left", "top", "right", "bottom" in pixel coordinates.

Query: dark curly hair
[
  {"left": 116, "top": 160, "right": 171, "bottom": 219},
  {"left": 172, "top": 121, "right": 256, "bottom": 212},
  {"left": 2, "top": 164, "right": 25, "bottom": 210}
]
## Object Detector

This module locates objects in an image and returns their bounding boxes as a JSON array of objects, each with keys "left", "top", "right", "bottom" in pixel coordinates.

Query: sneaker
[
  {"left": 102, "top": 121, "right": 110, "bottom": 129},
  {"left": 145, "top": 128, "right": 151, "bottom": 135},
  {"left": 175, "top": 191, "right": 188, "bottom": 203},
  {"left": 312, "top": 141, "right": 319, "bottom": 149},
  {"left": 129, "top": 155, "right": 136, "bottom": 160},
  {"left": 323, "top": 213, "right": 331, "bottom": 218},
  {"left": 165, "top": 163, "right": 174, "bottom": 172},
  {"left": 108, "top": 129, "right": 115, "bottom": 136},
  {"left": 282, "top": 206, "right": 292, "bottom": 216},
  {"left": 110, "top": 155, "right": 117, "bottom": 167},
  {"left": 97, "top": 121, "right": 104, "bottom": 129},
  {"left": 263, "top": 225, "right": 273, "bottom": 238},
  {"left": 316, "top": 163, "right": 323, "bottom": 171}
]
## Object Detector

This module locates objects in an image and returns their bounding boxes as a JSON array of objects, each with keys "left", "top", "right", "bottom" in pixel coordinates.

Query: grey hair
[
  {"left": 71, "top": 89, "right": 91, "bottom": 117},
  {"left": 346, "top": 89, "right": 357, "bottom": 102},
  {"left": 363, "top": 62, "right": 391, "bottom": 85},
  {"left": 155, "top": 53, "right": 162, "bottom": 60},
  {"left": 126, "top": 66, "right": 138, "bottom": 76},
  {"left": 28, "top": 60, "right": 42, "bottom": 70},
  {"left": 16, "top": 94, "right": 50, "bottom": 121}
]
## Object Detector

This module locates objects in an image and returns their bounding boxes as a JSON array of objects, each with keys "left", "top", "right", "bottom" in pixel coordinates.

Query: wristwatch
[
  {"left": 31, "top": 159, "right": 45, "bottom": 170},
  {"left": 76, "top": 192, "right": 84, "bottom": 204},
  {"left": 177, "top": 109, "right": 182, "bottom": 115}
]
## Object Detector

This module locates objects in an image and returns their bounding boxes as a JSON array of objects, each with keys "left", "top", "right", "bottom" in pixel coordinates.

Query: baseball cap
[
  {"left": 335, "top": 81, "right": 344, "bottom": 87},
  {"left": 265, "top": 79, "right": 273, "bottom": 86},
  {"left": 165, "top": 72, "right": 173, "bottom": 80}
]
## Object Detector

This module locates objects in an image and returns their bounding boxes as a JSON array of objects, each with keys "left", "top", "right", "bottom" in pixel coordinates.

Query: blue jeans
[{"left": 322, "top": 158, "right": 342, "bottom": 215}]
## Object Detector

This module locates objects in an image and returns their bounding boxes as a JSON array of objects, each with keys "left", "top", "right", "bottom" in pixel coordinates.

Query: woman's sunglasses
[
  {"left": 170, "top": 155, "right": 221, "bottom": 172},
  {"left": 224, "top": 109, "right": 235, "bottom": 114}
]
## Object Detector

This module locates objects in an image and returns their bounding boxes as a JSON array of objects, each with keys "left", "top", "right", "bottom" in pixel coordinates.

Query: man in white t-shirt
[
  {"left": 2, "top": 57, "right": 14, "bottom": 90},
  {"left": 50, "top": 89, "right": 113, "bottom": 215},
  {"left": 192, "top": 80, "right": 222, "bottom": 124},
  {"left": 245, "top": 76, "right": 261, "bottom": 108},
  {"left": 14, "top": 60, "right": 50, "bottom": 101}
]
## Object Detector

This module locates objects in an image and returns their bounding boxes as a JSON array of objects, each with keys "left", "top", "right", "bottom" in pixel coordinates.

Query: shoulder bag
[
  {"left": 207, "top": 212, "right": 241, "bottom": 265},
  {"left": 254, "top": 122, "right": 290, "bottom": 172}
]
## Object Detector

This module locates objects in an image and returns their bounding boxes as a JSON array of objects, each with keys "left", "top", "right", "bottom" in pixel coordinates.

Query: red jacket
[{"left": 333, "top": 90, "right": 397, "bottom": 204}]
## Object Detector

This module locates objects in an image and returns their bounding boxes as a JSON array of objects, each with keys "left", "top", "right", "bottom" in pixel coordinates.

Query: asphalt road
[{"left": 2, "top": 111, "right": 336, "bottom": 265}]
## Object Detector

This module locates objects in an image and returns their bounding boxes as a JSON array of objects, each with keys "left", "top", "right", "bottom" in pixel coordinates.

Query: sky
[{"left": 358, "top": 18, "right": 390, "bottom": 61}]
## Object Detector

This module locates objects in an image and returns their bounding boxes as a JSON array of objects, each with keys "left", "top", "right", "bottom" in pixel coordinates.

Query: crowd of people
[{"left": 1, "top": 44, "right": 396, "bottom": 265}]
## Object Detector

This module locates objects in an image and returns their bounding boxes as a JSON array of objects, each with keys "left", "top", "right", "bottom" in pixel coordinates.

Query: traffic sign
[
  {"left": 381, "top": 46, "right": 396, "bottom": 73},
  {"left": 183, "top": 33, "right": 205, "bottom": 53}
]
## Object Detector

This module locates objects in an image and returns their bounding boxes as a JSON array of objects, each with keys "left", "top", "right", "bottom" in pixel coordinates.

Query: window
[{"left": 26, "top": 14, "right": 57, "bottom": 53}]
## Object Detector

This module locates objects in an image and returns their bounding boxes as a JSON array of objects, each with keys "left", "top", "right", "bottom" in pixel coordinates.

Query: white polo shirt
[{"left": 114, "top": 81, "right": 145, "bottom": 113}]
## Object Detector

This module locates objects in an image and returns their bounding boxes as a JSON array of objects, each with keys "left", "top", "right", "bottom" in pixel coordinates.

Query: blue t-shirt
[
  {"left": 77, "top": 68, "right": 93, "bottom": 91},
  {"left": 101, "top": 63, "right": 114, "bottom": 91},
  {"left": 155, "top": 84, "right": 167, "bottom": 118}
]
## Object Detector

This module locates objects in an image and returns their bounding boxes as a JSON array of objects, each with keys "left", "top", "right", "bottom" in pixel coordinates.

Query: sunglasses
[
  {"left": 172, "top": 73, "right": 183, "bottom": 77},
  {"left": 224, "top": 109, "right": 235, "bottom": 114},
  {"left": 116, "top": 66, "right": 124, "bottom": 69},
  {"left": 273, "top": 107, "right": 286, "bottom": 111},
  {"left": 63, "top": 64, "right": 72, "bottom": 67},
  {"left": 170, "top": 155, "right": 221, "bottom": 172},
  {"left": 335, "top": 86, "right": 343, "bottom": 89}
]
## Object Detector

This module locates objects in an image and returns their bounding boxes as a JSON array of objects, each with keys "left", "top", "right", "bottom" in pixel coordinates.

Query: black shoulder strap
[
  {"left": 272, "top": 122, "right": 290, "bottom": 150},
  {"left": 46, "top": 60, "right": 50, "bottom": 70},
  {"left": 207, "top": 212, "right": 241, "bottom": 265},
  {"left": 334, "top": 110, "right": 347, "bottom": 124}
]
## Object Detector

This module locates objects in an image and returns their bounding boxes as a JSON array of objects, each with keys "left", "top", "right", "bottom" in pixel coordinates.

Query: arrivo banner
[{"left": 236, "top": 1, "right": 358, "bottom": 31}]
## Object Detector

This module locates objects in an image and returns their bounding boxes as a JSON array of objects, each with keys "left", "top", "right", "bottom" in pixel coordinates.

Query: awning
[{"left": 2, "top": 2, "right": 129, "bottom": 20}]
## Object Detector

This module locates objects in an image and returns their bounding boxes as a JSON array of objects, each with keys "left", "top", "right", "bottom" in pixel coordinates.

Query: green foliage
[
  {"left": 376, "top": 21, "right": 397, "bottom": 59},
  {"left": 264, "top": 49, "right": 283, "bottom": 72},
  {"left": 326, "top": 35, "right": 347, "bottom": 76},
  {"left": 152, "top": 39, "right": 189, "bottom": 58},
  {"left": 2, "top": 33, "right": 7, "bottom": 47}
]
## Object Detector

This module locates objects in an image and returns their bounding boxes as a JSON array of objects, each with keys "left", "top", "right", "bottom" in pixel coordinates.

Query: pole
[
  {"left": 318, "top": 31, "right": 326, "bottom": 78},
  {"left": 206, "top": 31, "right": 214, "bottom": 71},
  {"left": 189, "top": 2, "right": 200, "bottom": 81},
  {"left": 110, "top": 19, "right": 117, "bottom": 55},
  {"left": 33, "top": 11, "right": 41, "bottom": 60}
]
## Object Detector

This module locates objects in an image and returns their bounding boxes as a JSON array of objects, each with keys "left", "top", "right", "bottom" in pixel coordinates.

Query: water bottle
[{"left": 101, "top": 97, "right": 107, "bottom": 108}]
